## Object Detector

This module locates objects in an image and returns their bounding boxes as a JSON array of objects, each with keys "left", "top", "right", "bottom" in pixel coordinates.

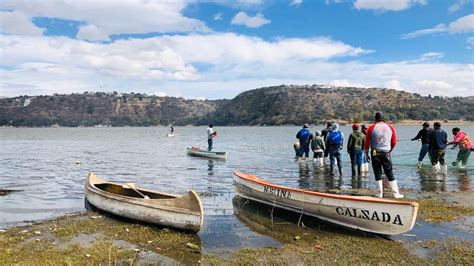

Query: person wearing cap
[
  {"left": 429, "top": 122, "right": 448, "bottom": 174},
  {"left": 311, "top": 130, "right": 326, "bottom": 166},
  {"left": 411, "top": 122, "right": 433, "bottom": 169},
  {"left": 448, "top": 127, "right": 472, "bottom": 169},
  {"left": 347, "top": 123, "right": 365, "bottom": 176},
  {"left": 296, "top": 123, "right": 313, "bottom": 158},
  {"left": 364, "top": 112, "right": 403, "bottom": 198},
  {"left": 326, "top": 122, "right": 344, "bottom": 175}
]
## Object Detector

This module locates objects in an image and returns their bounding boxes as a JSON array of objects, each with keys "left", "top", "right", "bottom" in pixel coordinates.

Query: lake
[{"left": 1, "top": 125, "right": 473, "bottom": 251}]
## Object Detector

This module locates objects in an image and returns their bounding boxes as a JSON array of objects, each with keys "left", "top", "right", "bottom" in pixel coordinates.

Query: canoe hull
[
  {"left": 186, "top": 147, "right": 228, "bottom": 160},
  {"left": 85, "top": 173, "right": 203, "bottom": 232},
  {"left": 233, "top": 171, "right": 418, "bottom": 235}
]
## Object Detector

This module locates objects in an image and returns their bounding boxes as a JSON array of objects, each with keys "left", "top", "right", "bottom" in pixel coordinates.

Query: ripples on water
[{"left": 1, "top": 126, "right": 472, "bottom": 249}]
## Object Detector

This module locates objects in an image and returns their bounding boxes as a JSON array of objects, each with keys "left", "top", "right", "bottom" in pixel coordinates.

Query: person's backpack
[{"left": 329, "top": 131, "right": 343, "bottom": 146}]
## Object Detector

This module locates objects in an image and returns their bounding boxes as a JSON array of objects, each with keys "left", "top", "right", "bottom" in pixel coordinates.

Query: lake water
[{"left": 1, "top": 125, "right": 473, "bottom": 251}]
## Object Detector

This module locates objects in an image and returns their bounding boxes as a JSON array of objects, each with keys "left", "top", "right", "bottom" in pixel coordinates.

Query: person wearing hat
[
  {"left": 347, "top": 123, "right": 365, "bottom": 176},
  {"left": 326, "top": 122, "right": 344, "bottom": 175},
  {"left": 411, "top": 122, "right": 433, "bottom": 169},
  {"left": 296, "top": 123, "right": 313, "bottom": 159},
  {"left": 364, "top": 112, "right": 403, "bottom": 198}
]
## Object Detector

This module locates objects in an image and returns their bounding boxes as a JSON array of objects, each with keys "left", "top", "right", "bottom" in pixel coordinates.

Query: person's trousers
[
  {"left": 349, "top": 148, "right": 363, "bottom": 175},
  {"left": 207, "top": 138, "right": 213, "bottom": 151},
  {"left": 418, "top": 144, "right": 430, "bottom": 162},
  {"left": 329, "top": 148, "right": 342, "bottom": 173},
  {"left": 430, "top": 149, "right": 446, "bottom": 165},
  {"left": 371, "top": 150, "right": 395, "bottom": 181}
]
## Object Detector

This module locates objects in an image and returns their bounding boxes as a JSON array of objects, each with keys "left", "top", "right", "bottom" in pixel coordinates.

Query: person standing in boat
[
  {"left": 411, "top": 122, "right": 432, "bottom": 169},
  {"left": 347, "top": 123, "right": 365, "bottom": 176},
  {"left": 429, "top": 122, "right": 448, "bottom": 174},
  {"left": 311, "top": 130, "right": 326, "bottom": 166},
  {"left": 296, "top": 123, "right": 313, "bottom": 158},
  {"left": 448, "top": 127, "right": 472, "bottom": 169},
  {"left": 207, "top": 124, "right": 217, "bottom": 151},
  {"left": 364, "top": 112, "right": 403, "bottom": 199},
  {"left": 326, "top": 122, "right": 344, "bottom": 175}
]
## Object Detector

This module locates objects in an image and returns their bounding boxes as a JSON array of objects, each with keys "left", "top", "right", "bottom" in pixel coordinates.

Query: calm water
[{"left": 1, "top": 125, "right": 473, "bottom": 250}]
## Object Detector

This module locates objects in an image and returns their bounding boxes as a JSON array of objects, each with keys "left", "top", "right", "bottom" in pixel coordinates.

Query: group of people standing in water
[{"left": 296, "top": 111, "right": 472, "bottom": 199}]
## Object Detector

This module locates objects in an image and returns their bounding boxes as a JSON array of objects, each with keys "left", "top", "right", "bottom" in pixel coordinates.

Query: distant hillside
[
  {"left": 0, "top": 92, "right": 227, "bottom": 127},
  {"left": 212, "top": 85, "right": 474, "bottom": 125},
  {"left": 0, "top": 86, "right": 473, "bottom": 127}
]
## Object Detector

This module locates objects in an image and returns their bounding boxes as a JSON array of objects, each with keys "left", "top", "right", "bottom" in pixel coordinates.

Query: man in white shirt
[{"left": 207, "top": 124, "right": 215, "bottom": 151}]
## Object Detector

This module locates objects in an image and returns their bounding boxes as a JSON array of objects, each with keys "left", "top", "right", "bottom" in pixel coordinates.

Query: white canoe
[
  {"left": 233, "top": 171, "right": 419, "bottom": 235},
  {"left": 186, "top": 147, "right": 228, "bottom": 160},
  {"left": 167, "top": 133, "right": 178, "bottom": 137},
  {"left": 85, "top": 173, "right": 204, "bottom": 232}
]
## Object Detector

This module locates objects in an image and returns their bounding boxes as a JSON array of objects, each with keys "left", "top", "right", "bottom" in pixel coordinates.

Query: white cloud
[
  {"left": 448, "top": 0, "right": 470, "bottom": 13},
  {"left": 328, "top": 79, "right": 367, "bottom": 87},
  {"left": 384, "top": 80, "right": 403, "bottom": 90},
  {"left": 231, "top": 12, "right": 271, "bottom": 28},
  {"left": 354, "top": 0, "right": 426, "bottom": 12},
  {"left": 0, "top": 11, "right": 44, "bottom": 36},
  {"left": 467, "top": 37, "right": 474, "bottom": 49},
  {"left": 402, "top": 14, "right": 474, "bottom": 39},
  {"left": 419, "top": 52, "right": 444, "bottom": 62},
  {"left": 0, "top": 0, "right": 210, "bottom": 41},
  {"left": 214, "top": 12, "right": 223, "bottom": 21},
  {"left": 290, "top": 0, "right": 303, "bottom": 7}
]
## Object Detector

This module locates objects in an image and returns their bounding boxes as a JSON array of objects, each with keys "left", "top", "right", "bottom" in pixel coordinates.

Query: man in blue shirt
[{"left": 296, "top": 123, "right": 313, "bottom": 159}]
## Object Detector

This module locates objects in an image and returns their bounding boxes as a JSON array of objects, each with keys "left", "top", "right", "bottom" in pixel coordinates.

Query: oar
[{"left": 123, "top": 183, "right": 150, "bottom": 199}]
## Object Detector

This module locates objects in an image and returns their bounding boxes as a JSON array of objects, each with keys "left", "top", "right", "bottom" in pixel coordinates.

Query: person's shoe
[
  {"left": 417, "top": 161, "right": 423, "bottom": 169},
  {"left": 389, "top": 180, "right": 404, "bottom": 199},
  {"left": 375, "top": 180, "right": 383, "bottom": 198}
]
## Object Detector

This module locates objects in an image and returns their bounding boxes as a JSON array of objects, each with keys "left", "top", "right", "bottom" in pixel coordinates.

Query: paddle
[{"left": 122, "top": 183, "right": 150, "bottom": 199}]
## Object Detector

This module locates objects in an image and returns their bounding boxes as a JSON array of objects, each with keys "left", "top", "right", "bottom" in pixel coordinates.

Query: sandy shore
[{"left": 1, "top": 191, "right": 473, "bottom": 264}]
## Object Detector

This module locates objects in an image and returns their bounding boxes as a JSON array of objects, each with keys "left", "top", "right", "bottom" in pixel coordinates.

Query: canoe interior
[
  {"left": 95, "top": 183, "right": 176, "bottom": 200},
  {"left": 187, "top": 148, "right": 226, "bottom": 155}
]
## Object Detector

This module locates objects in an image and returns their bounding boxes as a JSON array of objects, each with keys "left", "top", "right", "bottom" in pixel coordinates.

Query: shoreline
[{"left": 1, "top": 190, "right": 473, "bottom": 264}]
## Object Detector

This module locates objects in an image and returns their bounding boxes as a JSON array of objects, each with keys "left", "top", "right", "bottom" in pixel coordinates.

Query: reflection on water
[{"left": 0, "top": 126, "right": 472, "bottom": 240}]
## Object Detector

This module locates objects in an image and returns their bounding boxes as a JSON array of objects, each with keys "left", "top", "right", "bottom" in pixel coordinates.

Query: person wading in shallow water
[
  {"left": 429, "top": 122, "right": 448, "bottom": 174},
  {"left": 411, "top": 122, "right": 432, "bottom": 169},
  {"left": 448, "top": 127, "right": 472, "bottom": 169},
  {"left": 296, "top": 123, "right": 313, "bottom": 159},
  {"left": 364, "top": 112, "right": 404, "bottom": 199}
]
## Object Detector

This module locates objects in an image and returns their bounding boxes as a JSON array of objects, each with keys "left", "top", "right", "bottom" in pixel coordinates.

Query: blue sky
[{"left": 1, "top": 0, "right": 473, "bottom": 98}]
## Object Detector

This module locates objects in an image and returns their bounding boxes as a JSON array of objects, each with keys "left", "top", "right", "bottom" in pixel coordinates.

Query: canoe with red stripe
[{"left": 233, "top": 171, "right": 418, "bottom": 235}]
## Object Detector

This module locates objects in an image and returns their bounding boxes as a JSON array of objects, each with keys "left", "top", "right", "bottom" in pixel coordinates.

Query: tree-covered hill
[{"left": 0, "top": 86, "right": 472, "bottom": 127}]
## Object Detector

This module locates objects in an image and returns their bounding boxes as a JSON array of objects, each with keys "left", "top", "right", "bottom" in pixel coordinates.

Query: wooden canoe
[
  {"left": 233, "top": 171, "right": 419, "bottom": 235},
  {"left": 186, "top": 147, "right": 228, "bottom": 160},
  {"left": 85, "top": 173, "right": 204, "bottom": 232}
]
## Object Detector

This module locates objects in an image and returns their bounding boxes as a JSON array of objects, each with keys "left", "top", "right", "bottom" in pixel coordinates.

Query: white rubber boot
[
  {"left": 376, "top": 180, "right": 383, "bottom": 198},
  {"left": 436, "top": 163, "right": 441, "bottom": 171},
  {"left": 441, "top": 164, "right": 448, "bottom": 175},
  {"left": 313, "top": 158, "right": 317, "bottom": 164},
  {"left": 319, "top": 158, "right": 324, "bottom": 167},
  {"left": 364, "top": 163, "right": 369, "bottom": 172},
  {"left": 417, "top": 161, "right": 423, "bottom": 169},
  {"left": 389, "top": 180, "right": 404, "bottom": 199},
  {"left": 432, "top": 164, "right": 439, "bottom": 173}
]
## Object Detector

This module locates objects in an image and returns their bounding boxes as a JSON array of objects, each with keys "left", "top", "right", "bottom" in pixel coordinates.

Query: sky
[{"left": 0, "top": 0, "right": 473, "bottom": 99}]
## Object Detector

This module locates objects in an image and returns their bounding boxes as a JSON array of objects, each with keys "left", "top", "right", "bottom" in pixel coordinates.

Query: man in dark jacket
[
  {"left": 411, "top": 122, "right": 432, "bottom": 169},
  {"left": 296, "top": 123, "right": 313, "bottom": 159},
  {"left": 347, "top": 123, "right": 365, "bottom": 176},
  {"left": 429, "top": 122, "right": 448, "bottom": 174}
]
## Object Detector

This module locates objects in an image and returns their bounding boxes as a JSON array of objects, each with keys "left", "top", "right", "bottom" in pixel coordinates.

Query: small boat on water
[
  {"left": 85, "top": 173, "right": 204, "bottom": 232},
  {"left": 233, "top": 171, "right": 418, "bottom": 235},
  {"left": 167, "top": 133, "right": 178, "bottom": 137},
  {"left": 186, "top": 147, "right": 228, "bottom": 160}
]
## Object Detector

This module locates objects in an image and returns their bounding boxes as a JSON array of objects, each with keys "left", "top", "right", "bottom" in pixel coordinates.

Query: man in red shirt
[{"left": 364, "top": 112, "right": 404, "bottom": 199}]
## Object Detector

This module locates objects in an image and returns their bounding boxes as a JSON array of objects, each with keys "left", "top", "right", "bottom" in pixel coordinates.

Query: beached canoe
[
  {"left": 85, "top": 173, "right": 204, "bottom": 232},
  {"left": 186, "top": 147, "right": 228, "bottom": 160},
  {"left": 233, "top": 171, "right": 419, "bottom": 235}
]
